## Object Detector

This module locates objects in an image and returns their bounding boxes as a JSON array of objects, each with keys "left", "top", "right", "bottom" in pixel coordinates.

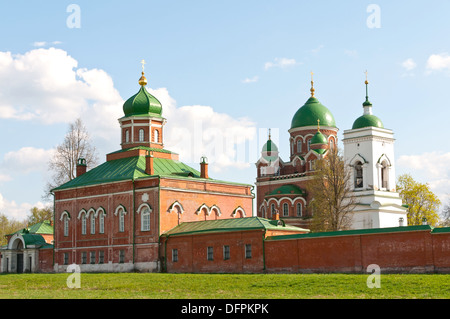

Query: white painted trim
[
  {"left": 136, "top": 203, "right": 152, "bottom": 214},
  {"left": 114, "top": 205, "right": 128, "bottom": 216},
  {"left": 210, "top": 205, "right": 222, "bottom": 216},
  {"left": 77, "top": 209, "right": 87, "bottom": 220},
  {"left": 60, "top": 210, "right": 71, "bottom": 221}
]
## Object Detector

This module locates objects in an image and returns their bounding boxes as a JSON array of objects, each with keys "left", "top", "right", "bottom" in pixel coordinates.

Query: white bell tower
[{"left": 343, "top": 74, "right": 407, "bottom": 229}]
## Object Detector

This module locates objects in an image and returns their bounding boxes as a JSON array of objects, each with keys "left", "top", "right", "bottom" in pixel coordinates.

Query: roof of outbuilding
[{"left": 161, "top": 217, "right": 309, "bottom": 237}]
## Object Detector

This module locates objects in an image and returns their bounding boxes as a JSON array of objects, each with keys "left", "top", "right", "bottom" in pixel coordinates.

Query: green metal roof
[
  {"left": 161, "top": 217, "right": 309, "bottom": 237},
  {"left": 267, "top": 184, "right": 305, "bottom": 197},
  {"left": 310, "top": 130, "right": 327, "bottom": 145},
  {"left": 9, "top": 221, "right": 53, "bottom": 236},
  {"left": 52, "top": 153, "right": 205, "bottom": 191},
  {"left": 352, "top": 114, "right": 384, "bottom": 129},
  {"left": 291, "top": 97, "right": 336, "bottom": 129},
  {"left": 123, "top": 86, "right": 163, "bottom": 118},
  {"left": 22, "top": 234, "right": 49, "bottom": 248},
  {"left": 266, "top": 225, "right": 434, "bottom": 241}
]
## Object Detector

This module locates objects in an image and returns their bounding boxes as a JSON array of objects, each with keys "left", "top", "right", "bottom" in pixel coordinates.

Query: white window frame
[{"left": 139, "top": 129, "right": 144, "bottom": 142}]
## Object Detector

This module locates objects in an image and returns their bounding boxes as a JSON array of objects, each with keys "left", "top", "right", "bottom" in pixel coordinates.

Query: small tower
[
  {"left": 343, "top": 72, "right": 407, "bottom": 229},
  {"left": 119, "top": 60, "right": 166, "bottom": 150}
]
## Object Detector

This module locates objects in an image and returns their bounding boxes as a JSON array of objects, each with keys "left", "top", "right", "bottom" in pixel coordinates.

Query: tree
[
  {"left": 0, "top": 213, "right": 27, "bottom": 246},
  {"left": 306, "top": 147, "right": 357, "bottom": 232},
  {"left": 396, "top": 174, "right": 441, "bottom": 226},
  {"left": 44, "top": 118, "right": 99, "bottom": 199},
  {"left": 27, "top": 206, "right": 53, "bottom": 225},
  {"left": 440, "top": 201, "right": 450, "bottom": 227}
]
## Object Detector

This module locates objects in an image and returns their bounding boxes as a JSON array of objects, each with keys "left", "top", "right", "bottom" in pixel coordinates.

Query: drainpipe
[
  {"left": 132, "top": 179, "right": 136, "bottom": 265},
  {"left": 262, "top": 230, "right": 266, "bottom": 272},
  {"left": 251, "top": 185, "right": 255, "bottom": 217},
  {"left": 52, "top": 191, "right": 55, "bottom": 270}
]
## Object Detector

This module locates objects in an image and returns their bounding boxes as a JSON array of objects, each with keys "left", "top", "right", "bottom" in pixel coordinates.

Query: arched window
[
  {"left": 99, "top": 212, "right": 105, "bottom": 234},
  {"left": 64, "top": 215, "right": 69, "bottom": 237},
  {"left": 154, "top": 129, "right": 159, "bottom": 143},
  {"left": 141, "top": 206, "right": 151, "bottom": 231},
  {"left": 81, "top": 214, "right": 87, "bottom": 235},
  {"left": 297, "top": 139, "right": 302, "bottom": 153},
  {"left": 125, "top": 130, "right": 129, "bottom": 143},
  {"left": 355, "top": 161, "right": 363, "bottom": 188},
  {"left": 139, "top": 129, "right": 144, "bottom": 142},
  {"left": 271, "top": 203, "right": 276, "bottom": 216},
  {"left": 307, "top": 139, "right": 311, "bottom": 151},
  {"left": 296, "top": 203, "right": 302, "bottom": 217},
  {"left": 283, "top": 203, "right": 289, "bottom": 216},
  {"left": 261, "top": 206, "right": 266, "bottom": 218},
  {"left": 381, "top": 160, "right": 389, "bottom": 189},
  {"left": 90, "top": 213, "right": 95, "bottom": 234},
  {"left": 118, "top": 209, "right": 125, "bottom": 232}
]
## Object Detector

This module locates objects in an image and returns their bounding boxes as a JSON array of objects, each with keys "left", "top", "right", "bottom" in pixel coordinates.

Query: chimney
[
  {"left": 200, "top": 156, "right": 208, "bottom": 179},
  {"left": 76, "top": 158, "right": 87, "bottom": 177},
  {"left": 145, "top": 152, "right": 154, "bottom": 175}
]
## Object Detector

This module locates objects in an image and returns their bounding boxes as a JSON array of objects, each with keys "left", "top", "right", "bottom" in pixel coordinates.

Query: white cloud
[
  {"left": 241, "top": 76, "right": 259, "bottom": 84},
  {"left": 149, "top": 88, "right": 257, "bottom": 171},
  {"left": 264, "top": 57, "right": 299, "bottom": 70},
  {"left": 397, "top": 151, "right": 450, "bottom": 207},
  {"left": 32, "top": 41, "right": 62, "bottom": 47},
  {"left": 344, "top": 50, "right": 358, "bottom": 58},
  {"left": 0, "top": 48, "right": 123, "bottom": 127},
  {"left": 426, "top": 53, "right": 450, "bottom": 72},
  {"left": 2, "top": 147, "right": 55, "bottom": 174},
  {"left": 311, "top": 45, "right": 324, "bottom": 54},
  {"left": 0, "top": 193, "right": 45, "bottom": 221},
  {"left": 402, "top": 58, "right": 417, "bottom": 71}
]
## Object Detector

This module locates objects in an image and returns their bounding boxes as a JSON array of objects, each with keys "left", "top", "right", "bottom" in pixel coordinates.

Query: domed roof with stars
[{"left": 123, "top": 62, "right": 163, "bottom": 118}]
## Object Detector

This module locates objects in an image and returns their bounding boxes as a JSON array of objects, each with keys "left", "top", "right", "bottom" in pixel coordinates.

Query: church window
[
  {"left": 381, "top": 161, "right": 389, "bottom": 189},
  {"left": 63, "top": 215, "right": 69, "bottom": 237},
  {"left": 99, "top": 251, "right": 104, "bottom": 264},
  {"left": 99, "top": 213, "right": 105, "bottom": 234},
  {"left": 271, "top": 204, "right": 276, "bottom": 217},
  {"left": 141, "top": 206, "right": 150, "bottom": 231},
  {"left": 355, "top": 161, "right": 363, "bottom": 188},
  {"left": 90, "top": 251, "right": 96, "bottom": 264},
  {"left": 139, "top": 129, "right": 144, "bottom": 142},
  {"left": 119, "top": 250, "right": 125, "bottom": 263},
  {"left": 261, "top": 206, "right": 266, "bottom": 218},
  {"left": 81, "top": 252, "right": 87, "bottom": 264},
  {"left": 81, "top": 214, "right": 87, "bottom": 235},
  {"left": 125, "top": 130, "right": 129, "bottom": 143},
  {"left": 90, "top": 214, "right": 95, "bottom": 234},
  {"left": 223, "top": 245, "right": 230, "bottom": 260},
  {"left": 63, "top": 253, "right": 69, "bottom": 265},
  {"left": 119, "top": 209, "right": 125, "bottom": 232},
  {"left": 154, "top": 129, "right": 159, "bottom": 143},
  {"left": 297, "top": 139, "right": 302, "bottom": 153},
  {"left": 307, "top": 139, "right": 311, "bottom": 151},
  {"left": 245, "top": 244, "right": 252, "bottom": 259},
  {"left": 296, "top": 203, "right": 302, "bottom": 217},
  {"left": 172, "top": 249, "right": 178, "bottom": 262},
  {"left": 283, "top": 203, "right": 289, "bottom": 216},
  {"left": 207, "top": 246, "right": 214, "bottom": 261}
]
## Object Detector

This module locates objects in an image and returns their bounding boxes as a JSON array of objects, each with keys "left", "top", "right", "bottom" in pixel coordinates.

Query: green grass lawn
[{"left": 0, "top": 273, "right": 448, "bottom": 299}]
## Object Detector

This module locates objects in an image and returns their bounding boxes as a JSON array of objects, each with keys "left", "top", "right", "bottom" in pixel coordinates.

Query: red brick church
[{"left": 50, "top": 69, "right": 258, "bottom": 272}]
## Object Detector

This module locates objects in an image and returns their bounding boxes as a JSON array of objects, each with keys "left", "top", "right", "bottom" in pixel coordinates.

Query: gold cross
[
  {"left": 141, "top": 59, "right": 146, "bottom": 72},
  {"left": 364, "top": 70, "right": 368, "bottom": 84},
  {"left": 317, "top": 119, "right": 320, "bottom": 131}
]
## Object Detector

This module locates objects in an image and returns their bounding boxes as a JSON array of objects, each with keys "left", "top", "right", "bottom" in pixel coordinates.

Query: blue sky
[{"left": 1, "top": 0, "right": 450, "bottom": 219}]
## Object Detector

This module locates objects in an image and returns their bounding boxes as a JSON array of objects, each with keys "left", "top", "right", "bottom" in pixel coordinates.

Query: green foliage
[
  {"left": 0, "top": 273, "right": 448, "bottom": 299},
  {"left": 27, "top": 206, "right": 53, "bottom": 225},
  {"left": 0, "top": 213, "right": 27, "bottom": 246},
  {"left": 396, "top": 174, "right": 441, "bottom": 226}
]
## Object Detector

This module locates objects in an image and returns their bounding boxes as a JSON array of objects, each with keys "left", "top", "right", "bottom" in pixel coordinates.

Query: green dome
[
  {"left": 310, "top": 130, "right": 327, "bottom": 145},
  {"left": 352, "top": 114, "right": 384, "bottom": 129},
  {"left": 123, "top": 86, "right": 163, "bottom": 118},
  {"left": 291, "top": 97, "right": 336, "bottom": 129},
  {"left": 262, "top": 139, "right": 278, "bottom": 153}
]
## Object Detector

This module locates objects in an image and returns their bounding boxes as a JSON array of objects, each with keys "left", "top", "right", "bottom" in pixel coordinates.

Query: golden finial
[
  {"left": 317, "top": 119, "right": 320, "bottom": 132},
  {"left": 138, "top": 59, "right": 148, "bottom": 86},
  {"left": 310, "top": 71, "right": 315, "bottom": 97},
  {"left": 364, "top": 70, "right": 368, "bottom": 85},
  {"left": 268, "top": 128, "right": 271, "bottom": 140}
]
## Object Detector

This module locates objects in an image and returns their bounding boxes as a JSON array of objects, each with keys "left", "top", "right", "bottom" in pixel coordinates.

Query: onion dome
[
  {"left": 123, "top": 70, "right": 163, "bottom": 118},
  {"left": 352, "top": 73, "right": 384, "bottom": 129},
  {"left": 291, "top": 74, "right": 336, "bottom": 129}
]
